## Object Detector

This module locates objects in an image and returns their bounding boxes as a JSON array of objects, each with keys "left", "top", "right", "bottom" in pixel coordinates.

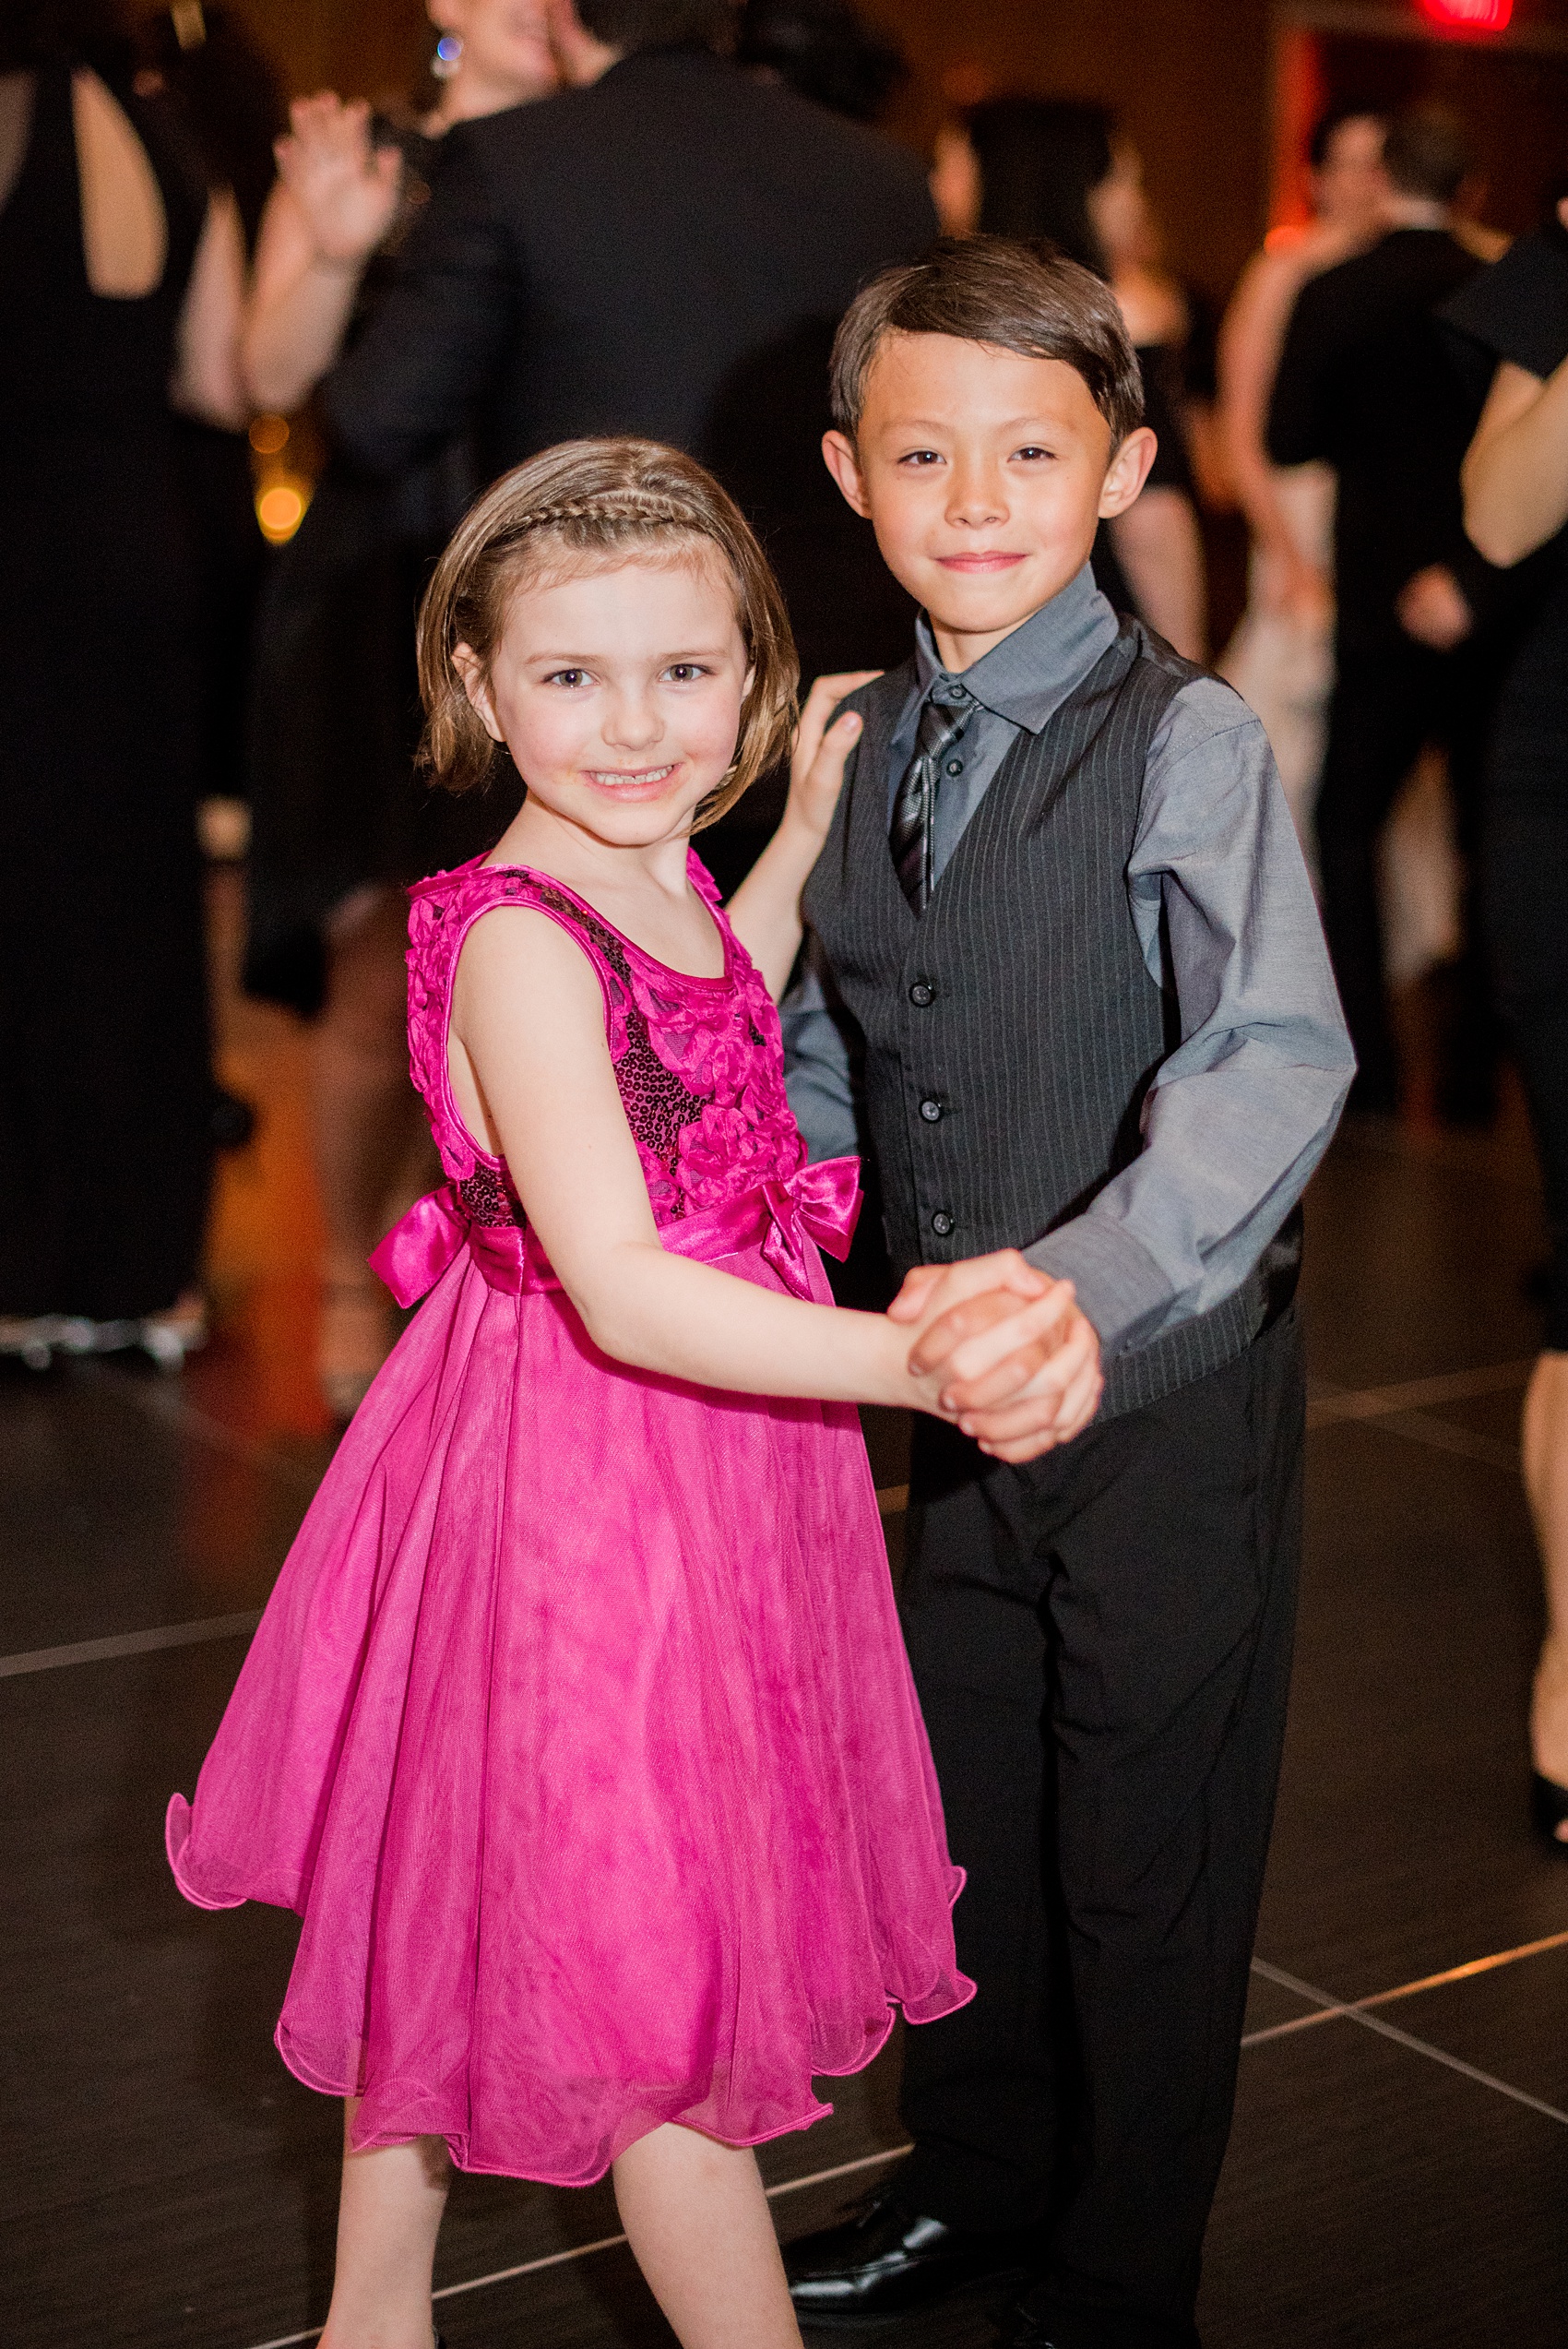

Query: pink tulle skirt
[{"left": 167, "top": 1235, "right": 971, "bottom": 2181}]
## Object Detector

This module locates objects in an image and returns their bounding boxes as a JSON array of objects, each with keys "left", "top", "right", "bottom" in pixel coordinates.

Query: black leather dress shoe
[{"left": 784, "top": 2188, "right": 1032, "bottom": 2322}]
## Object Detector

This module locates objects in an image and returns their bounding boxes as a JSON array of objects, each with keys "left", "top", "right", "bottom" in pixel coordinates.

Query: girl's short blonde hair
[{"left": 416, "top": 438, "right": 800, "bottom": 830}]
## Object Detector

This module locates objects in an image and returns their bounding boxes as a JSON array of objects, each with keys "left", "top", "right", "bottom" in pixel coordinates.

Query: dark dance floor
[{"left": 6, "top": 882, "right": 1568, "bottom": 2346}]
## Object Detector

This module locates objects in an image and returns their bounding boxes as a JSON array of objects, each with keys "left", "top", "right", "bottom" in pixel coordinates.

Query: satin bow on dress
[{"left": 369, "top": 1155, "right": 864, "bottom": 1311}]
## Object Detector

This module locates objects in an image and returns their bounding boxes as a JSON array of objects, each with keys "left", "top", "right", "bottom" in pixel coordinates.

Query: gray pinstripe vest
[{"left": 802, "top": 616, "right": 1269, "bottom": 1422}]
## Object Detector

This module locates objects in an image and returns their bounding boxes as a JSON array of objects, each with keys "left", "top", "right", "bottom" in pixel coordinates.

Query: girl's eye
[
  {"left": 544, "top": 668, "right": 589, "bottom": 688},
  {"left": 665, "top": 663, "right": 710, "bottom": 684}
]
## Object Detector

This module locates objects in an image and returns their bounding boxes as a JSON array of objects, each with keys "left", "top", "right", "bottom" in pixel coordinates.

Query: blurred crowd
[{"left": 2, "top": 2, "right": 1567, "bottom": 1747}]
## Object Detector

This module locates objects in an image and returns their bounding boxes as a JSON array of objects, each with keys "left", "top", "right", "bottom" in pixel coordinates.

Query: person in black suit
[
  {"left": 324, "top": 0, "right": 937, "bottom": 881},
  {"left": 1268, "top": 104, "right": 1503, "bottom": 1118}
]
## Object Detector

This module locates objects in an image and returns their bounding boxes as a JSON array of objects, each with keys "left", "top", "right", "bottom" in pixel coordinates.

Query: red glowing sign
[{"left": 1419, "top": 0, "right": 1512, "bottom": 29}]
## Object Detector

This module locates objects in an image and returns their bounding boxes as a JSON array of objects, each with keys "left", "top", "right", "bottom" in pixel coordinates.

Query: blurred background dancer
[
  {"left": 323, "top": 0, "right": 937, "bottom": 885},
  {"left": 0, "top": 0, "right": 245, "bottom": 1369},
  {"left": 240, "top": 0, "right": 557, "bottom": 1415},
  {"left": 929, "top": 94, "right": 1210, "bottom": 659},
  {"left": 1448, "top": 193, "right": 1568, "bottom": 1842},
  {"left": 1268, "top": 103, "right": 1509, "bottom": 1123},
  {"left": 1217, "top": 103, "right": 1388, "bottom": 856}
]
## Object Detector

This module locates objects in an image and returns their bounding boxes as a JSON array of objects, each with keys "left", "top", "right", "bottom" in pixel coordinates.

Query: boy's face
[{"left": 823, "top": 333, "right": 1156, "bottom": 668}]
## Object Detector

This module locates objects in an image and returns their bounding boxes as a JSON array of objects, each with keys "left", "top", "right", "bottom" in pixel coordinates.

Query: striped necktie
[{"left": 889, "top": 695, "right": 970, "bottom": 913}]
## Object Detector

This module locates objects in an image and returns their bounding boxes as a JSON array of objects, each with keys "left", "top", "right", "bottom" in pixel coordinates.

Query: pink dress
[{"left": 167, "top": 853, "right": 970, "bottom": 2182}]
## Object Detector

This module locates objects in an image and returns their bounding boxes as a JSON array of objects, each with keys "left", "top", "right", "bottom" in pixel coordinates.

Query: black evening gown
[
  {"left": 1443, "top": 224, "right": 1568, "bottom": 1347},
  {"left": 0, "top": 66, "right": 214, "bottom": 1322},
  {"left": 243, "top": 125, "right": 522, "bottom": 1019}
]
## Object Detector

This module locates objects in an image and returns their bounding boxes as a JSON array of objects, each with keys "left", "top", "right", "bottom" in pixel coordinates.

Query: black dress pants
[
  {"left": 897, "top": 1308, "right": 1304, "bottom": 2349},
  {"left": 1315, "top": 638, "right": 1497, "bottom": 1115}
]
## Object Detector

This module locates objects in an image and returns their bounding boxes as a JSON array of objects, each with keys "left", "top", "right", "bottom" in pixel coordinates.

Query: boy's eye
[
  {"left": 898, "top": 449, "right": 944, "bottom": 467},
  {"left": 1014, "top": 446, "right": 1054, "bottom": 462}
]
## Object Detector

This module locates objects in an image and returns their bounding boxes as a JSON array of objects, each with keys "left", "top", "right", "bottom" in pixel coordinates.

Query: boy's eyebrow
[{"left": 872, "top": 413, "right": 1079, "bottom": 437}]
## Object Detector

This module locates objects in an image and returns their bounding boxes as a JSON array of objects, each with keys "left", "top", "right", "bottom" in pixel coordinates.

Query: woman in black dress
[
  {"left": 239, "top": 3, "right": 555, "bottom": 1416},
  {"left": 1446, "top": 199, "right": 1568, "bottom": 1840},
  {"left": 0, "top": 2, "right": 246, "bottom": 1366}
]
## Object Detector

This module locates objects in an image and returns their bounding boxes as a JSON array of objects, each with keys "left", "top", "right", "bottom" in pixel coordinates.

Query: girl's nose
[{"left": 602, "top": 692, "right": 663, "bottom": 749}]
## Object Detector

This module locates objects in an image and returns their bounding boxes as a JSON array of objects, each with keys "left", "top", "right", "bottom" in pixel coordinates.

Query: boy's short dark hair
[
  {"left": 830, "top": 235, "right": 1144, "bottom": 447},
  {"left": 575, "top": 0, "right": 732, "bottom": 54},
  {"left": 1383, "top": 103, "right": 1470, "bottom": 205}
]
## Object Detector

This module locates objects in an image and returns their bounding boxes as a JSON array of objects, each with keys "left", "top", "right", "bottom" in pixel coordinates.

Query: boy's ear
[
  {"left": 1098, "top": 425, "right": 1159, "bottom": 521},
  {"left": 454, "top": 642, "right": 505, "bottom": 744},
  {"left": 822, "top": 430, "right": 872, "bottom": 519}
]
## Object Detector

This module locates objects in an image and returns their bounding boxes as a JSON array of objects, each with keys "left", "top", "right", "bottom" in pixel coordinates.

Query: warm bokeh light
[
  {"left": 255, "top": 482, "right": 308, "bottom": 543},
  {"left": 248, "top": 412, "right": 291, "bottom": 457},
  {"left": 1419, "top": 0, "right": 1512, "bottom": 28}
]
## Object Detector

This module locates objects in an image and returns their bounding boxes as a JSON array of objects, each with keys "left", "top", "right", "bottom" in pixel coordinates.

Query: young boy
[{"left": 780, "top": 238, "right": 1354, "bottom": 2349}]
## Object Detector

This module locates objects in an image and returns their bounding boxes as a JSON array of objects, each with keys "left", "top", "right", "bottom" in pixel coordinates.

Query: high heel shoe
[{"left": 1530, "top": 1771, "right": 1568, "bottom": 1849}]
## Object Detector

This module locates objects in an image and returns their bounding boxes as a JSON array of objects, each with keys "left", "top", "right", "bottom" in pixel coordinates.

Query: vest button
[
  {"left": 920, "top": 1098, "right": 943, "bottom": 1124},
  {"left": 909, "top": 981, "right": 934, "bottom": 1008},
  {"left": 931, "top": 1210, "right": 955, "bottom": 1238}
]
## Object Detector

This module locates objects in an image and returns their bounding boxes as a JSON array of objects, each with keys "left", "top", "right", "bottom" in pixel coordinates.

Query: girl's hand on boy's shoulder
[{"left": 785, "top": 672, "right": 881, "bottom": 844}]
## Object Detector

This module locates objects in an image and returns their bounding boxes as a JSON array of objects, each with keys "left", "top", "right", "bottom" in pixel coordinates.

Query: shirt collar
[{"left": 912, "top": 564, "right": 1120, "bottom": 734}]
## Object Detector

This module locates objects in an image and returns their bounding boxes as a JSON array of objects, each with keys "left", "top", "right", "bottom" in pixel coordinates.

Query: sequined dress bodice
[{"left": 405, "top": 853, "right": 806, "bottom": 1235}]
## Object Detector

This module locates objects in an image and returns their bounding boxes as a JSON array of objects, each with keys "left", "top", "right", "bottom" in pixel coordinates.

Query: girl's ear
[{"left": 454, "top": 642, "right": 505, "bottom": 744}]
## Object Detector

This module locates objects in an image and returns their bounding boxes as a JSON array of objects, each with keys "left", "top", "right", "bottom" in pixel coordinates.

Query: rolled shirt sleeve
[{"left": 1026, "top": 678, "right": 1356, "bottom": 1353}]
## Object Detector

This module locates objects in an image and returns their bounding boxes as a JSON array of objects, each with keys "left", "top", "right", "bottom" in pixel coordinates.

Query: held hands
[
  {"left": 891, "top": 1252, "right": 1104, "bottom": 1463},
  {"left": 275, "top": 93, "right": 403, "bottom": 268},
  {"left": 785, "top": 672, "right": 882, "bottom": 845}
]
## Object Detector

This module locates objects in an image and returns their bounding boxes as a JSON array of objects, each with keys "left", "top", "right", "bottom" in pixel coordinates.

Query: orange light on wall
[{"left": 1418, "top": 0, "right": 1513, "bottom": 30}]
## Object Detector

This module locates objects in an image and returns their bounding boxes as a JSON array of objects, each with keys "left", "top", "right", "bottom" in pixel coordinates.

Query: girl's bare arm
[{"left": 450, "top": 907, "right": 1046, "bottom": 1412}]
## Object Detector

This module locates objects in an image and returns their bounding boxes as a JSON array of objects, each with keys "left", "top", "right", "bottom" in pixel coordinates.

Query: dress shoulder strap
[{"left": 404, "top": 860, "right": 631, "bottom": 1180}]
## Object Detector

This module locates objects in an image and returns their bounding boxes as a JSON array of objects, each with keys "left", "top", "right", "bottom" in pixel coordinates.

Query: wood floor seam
[
  {"left": 1305, "top": 1359, "right": 1533, "bottom": 1425},
  {"left": 1243, "top": 1931, "right": 1568, "bottom": 2046},
  {"left": 0, "top": 1608, "right": 264, "bottom": 1677},
  {"left": 1249, "top": 1959, "right": 1568, "bottom": 2126}
]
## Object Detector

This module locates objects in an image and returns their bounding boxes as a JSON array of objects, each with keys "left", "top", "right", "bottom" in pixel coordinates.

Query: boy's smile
[{"left": 823, "top": 332, "right": 1156, "bottom": 670}]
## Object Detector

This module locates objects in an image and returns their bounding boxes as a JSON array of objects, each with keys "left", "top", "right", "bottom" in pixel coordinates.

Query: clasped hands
[{"left": 892, "top": 1252, "right": 1103, "bottom": 1463}]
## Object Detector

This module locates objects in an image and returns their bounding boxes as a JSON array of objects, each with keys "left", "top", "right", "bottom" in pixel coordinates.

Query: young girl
[{"left": 167, "top": 439, "right": 1063, "bottom": 2349}]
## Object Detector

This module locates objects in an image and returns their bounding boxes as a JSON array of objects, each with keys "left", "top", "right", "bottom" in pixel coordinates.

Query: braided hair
[{"left": 416, "top": 438, "right": 800, "bottom": 826}]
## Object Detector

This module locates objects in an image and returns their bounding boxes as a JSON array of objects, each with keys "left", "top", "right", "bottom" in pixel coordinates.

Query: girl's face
[
  {"left": 458, "top": 554, "right": 752, "bottom": 853},
  {"left": 428, "top": 0, "right": 556, "bottom": 105}
]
